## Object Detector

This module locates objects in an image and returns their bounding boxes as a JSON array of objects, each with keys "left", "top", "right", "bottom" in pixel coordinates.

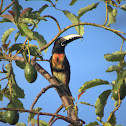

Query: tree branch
[
  {"left": 0, "top": 107, "right": 79, "bottom": 126},
  {"left": 48, "top": 104, "right": 63, "bottom": 125},
  {"left": 0, "top": 0, "right": 15, "bottom": 14},
  {"left": 30, "top": 84, "right": 63, "bottom": 110},
  {"left": 42, "top": 15, "right": 61, "bottom": 31},
  {"left": 40, "top": 22, "right": 126, "bottom": 52}
]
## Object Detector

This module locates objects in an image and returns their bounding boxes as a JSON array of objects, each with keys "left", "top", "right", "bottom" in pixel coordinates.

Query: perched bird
[{"left": 50, "top": 34, "right": 83, "bottom": 97}]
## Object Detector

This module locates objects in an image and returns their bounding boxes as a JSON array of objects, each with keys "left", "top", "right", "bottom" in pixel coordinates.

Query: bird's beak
[{"left": 60, "top": 34, "right": 83, "bottom": 46}]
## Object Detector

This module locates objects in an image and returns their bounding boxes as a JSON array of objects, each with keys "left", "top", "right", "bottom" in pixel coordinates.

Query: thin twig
[
  {"left": 48, "top": 104, "right": 63, "bottom": 125},
  {"left": 0, "top": 0, "right": 3, "bottom": 11},
  {"left": 0, "top": 76, "right": 9, "bottom": 81},
  {"left": 0, "top": 0, "right": 15, "bottom": 14},
  {"left": 42, "top": 15, "right": 61, "bottom": 31},
  {"left": 103, "top": 1, "right": 108, "bottom": 26},
  {"left": 30, "top": 84, "right": 63, "bottom": 110},
  {"left": 120, "top": 39, "right": 125, "bottom": 51},
  {"left": 37, "top": 112, "right": 41, "bottom": 126},
  {"left": 49, "top": 117, "right": 60, "bottom": 126}
]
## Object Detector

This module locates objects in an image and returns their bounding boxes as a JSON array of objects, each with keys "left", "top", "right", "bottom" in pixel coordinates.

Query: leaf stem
[
  {"left": 103, "top": 1, "right": 108, "bottom": 26},
  {"left": 120, "top": 39, "right": 125, "bottom": 51}
]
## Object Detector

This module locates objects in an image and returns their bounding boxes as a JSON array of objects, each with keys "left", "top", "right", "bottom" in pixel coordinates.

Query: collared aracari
[{"left": 50, "top": 34, "right": 82, "bottom": 97}]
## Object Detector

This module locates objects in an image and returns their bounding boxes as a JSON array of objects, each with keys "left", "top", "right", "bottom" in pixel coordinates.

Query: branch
[
  {"left": 103, "top": 1, "right": 108, "bottom": 26},
  {"left": 0, "top": 107, "right": 79, "bottom": 126},
  {"left": 40, "top": 22, "right": 126, "bottom": 51},
  {"left": 1, "top": 55, "right": 78, "bottom": 121},
  {"left": 42, "top": 15, "right": 61, "bottom": 31},
  {"left": 106, "top": 88, "right": 121, "bottom": 123},
  {"left": 0, "top": 0, "right": 3, "bottom": 11},
  {"left": 30, "top": 84, "right": 63, "bottom": 110},
  {"left": 48, "top": 104, "right": 63, "bottom": 125},
  {"left": 0, "top": 0, "right": 15, "bottom": 14}
]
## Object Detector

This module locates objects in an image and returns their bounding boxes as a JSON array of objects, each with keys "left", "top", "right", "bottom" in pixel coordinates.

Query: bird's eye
[{"left": 61, "top": 42, "right": 65, "bottom": 46}]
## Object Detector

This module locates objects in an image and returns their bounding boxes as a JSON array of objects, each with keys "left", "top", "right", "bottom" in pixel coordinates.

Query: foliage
[{"left": 0, "top": 0, "right": 126, "bottom": 126}]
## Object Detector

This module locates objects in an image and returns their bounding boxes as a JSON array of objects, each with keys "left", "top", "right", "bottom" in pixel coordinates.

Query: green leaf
[
  {"left": 9, "top": 43, "right": 22, "bottom": 54},
  {"left": 0, "top": 92, "right": 3, "bottom": 101},
  {"left": 104, "top": 51, "right": 126, "bottom": 62},
  {"left": 18, "top": 23, "right": 33, "bottom": 40},
  {"left": 20, "top": 18, "right": 38, "bottom": 28},
  {"left": 33, "top": 31, "right": 47, "bottom": 52},
  {"left": 85, "top": 121, "right": 99, "bottom": 126},
  {"left": 78, "top": 2, "right": 99, "bottom": 19},
  {"left": 20, "top": 8, "right": 33, "bottom": 19},
  {"left": 16, "top": 122, "right": 26, "bottom": 126},
  {"left": 106, "top": 5, "right": 116, "bottom": 26},
  {"left": 112, "top": 8, "right": 117, "bottom": 17},
  {"left": 112, "top": 79, "right": 123, "bottom": 92},
  {"left": 15, "top": 60, "right": 25, "bottom": 69},
  {"left": 5, "top": 64, "right": 25, "bottom": 98},
  {"left": 28, "top": 107, "right": 42, "bottom": 122},
  {"left": 79, "top": 79, "right": 109, "bottom": 93},
  {"left": 24, "top": 10, "right": 47, "bottom": 21},
  {"left": 37, "top": 4, "right": 48, "bottom": 15},
  {"left": 95, "top": 90, "right": 111, "bottom": 118},
  {"left": 15, "top": 31, "right": 20, "bottom": 42},
  {"left": 12, "top": 0, "right": 22, "bottom": 22},
  {"left": 63, "top": 10, "right": 84, "bottom": 36},
  {"left": 109, "top": 113, "right": 116, "bottom": 125},
  {"left": 1, "top": 28, "right": 16, "bottom": 44},
  {"left": 69, "top": 0, "right": 78, "bottom": 6},
  {"left": 30, "top": 119, "right": 48, "bottom": 126},
  {"left": 25, "top": 44, "right": 43, "bottom": 59},
  {"left": 120, "top": 4, "right": 126, "bottom": 11},
  {"left": 12, "top": 96, "right": 24, "bottom": 109},
  {"left": 106, "top": 65, "right": 120, "bottom": 72},
  {"left": 0, "top": 112, "right": 6, "bottom": 123},
  {"left": 0, "top": 18, "right": 12, "bottom": 23},
  {"left": 107, "top": 0, "right": 117, "bottom": 7},
  {"left": 122, "top": 69, "right": 126, "bottom": 79},
  {"left": 102, "top": 122, "right": 112, "bottom": 126},
  {"left": 1, "top": 88, "right": 24, "bottom": 109},
  {"left": 0, "top": 14, "right": 14, "bottom": 23},
  {"left": 79, "top": 101, "right": 94, "bottom": 107}
]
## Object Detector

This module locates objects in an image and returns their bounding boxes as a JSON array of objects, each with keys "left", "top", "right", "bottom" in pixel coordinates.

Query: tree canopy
[{"left": 0, "top": 0, "right": 126, "bottom": 126}]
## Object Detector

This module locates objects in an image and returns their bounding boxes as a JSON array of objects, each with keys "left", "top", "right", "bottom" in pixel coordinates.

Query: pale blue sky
[{"left": 0, "top": 0, "right": 126, "bottom": 125}]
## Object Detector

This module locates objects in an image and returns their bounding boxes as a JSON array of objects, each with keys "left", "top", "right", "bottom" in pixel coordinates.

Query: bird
[{"left": 50, "top": 34, "right": 83, "bottom": 97}]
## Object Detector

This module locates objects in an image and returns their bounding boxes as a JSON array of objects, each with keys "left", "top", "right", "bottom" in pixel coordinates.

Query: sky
[{"left": 0, "top": 0, "right": 126, "bottom": 126}]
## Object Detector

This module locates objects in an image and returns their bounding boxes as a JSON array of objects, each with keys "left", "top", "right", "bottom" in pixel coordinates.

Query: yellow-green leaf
[
  {"left": 79, "top": 79, "right": 109, "bottom": 93},
  {"left": 1, "top": 28, "right": 15, "bottom": 44},
  {"left": 106, "top": 5, "right": 116, "bottom": 26},
  {"left": 20, "top": 18, "right": 38, "bottom": 28},
  {"left": 63, "top": 10, "right": 84, "bottom": 36},
  {"left": 95, "top": 90, "right": 111, "bottom": 118},
  {"left": 104, "top": 51, "right": 126, "bottom": 62},
  {"left": 78, "top": 2, "right": 99, "bottom": 19},
  {"left": 33, "top": 31, "right": 47, "bottom": 52},
  {"left": 85, "top": 121, "right": 99, "bottom": 126},
  {"left": 106, "top": 65, "right": 120, "bottom": 72},
  {"left": 18, "top": 23, "right": 33, "bottom": 39},
  {"left": 69, "top": 0, "right": 78, "bottom": 6}
]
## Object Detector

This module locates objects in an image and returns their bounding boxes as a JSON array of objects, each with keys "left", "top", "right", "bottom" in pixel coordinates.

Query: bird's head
[{"left": 52, "top": 34, "right": 83, "bottom": 54}]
